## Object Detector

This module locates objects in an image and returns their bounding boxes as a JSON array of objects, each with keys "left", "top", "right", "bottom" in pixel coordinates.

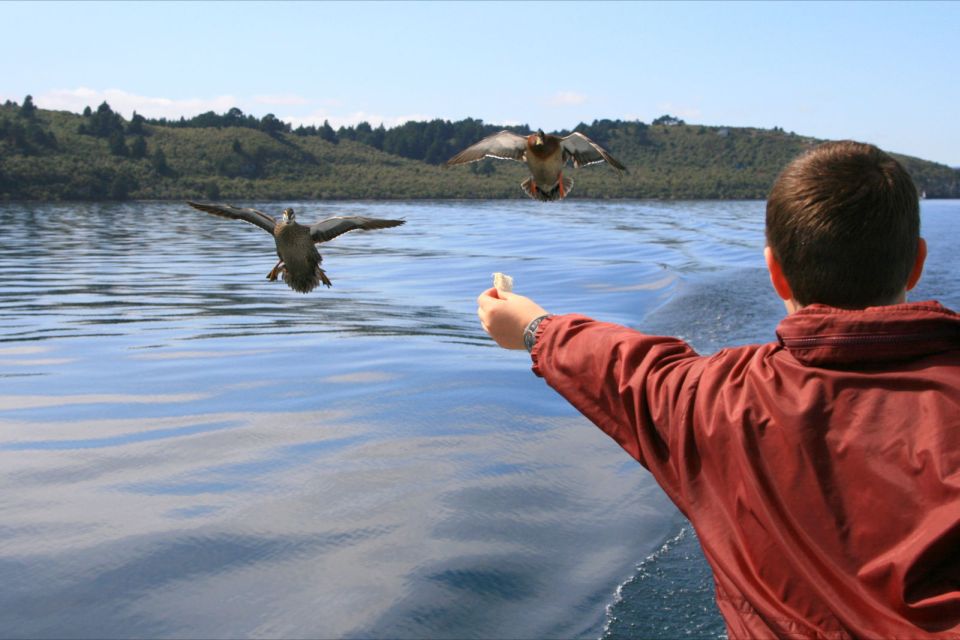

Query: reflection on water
[{"left": 1, "top": 200, "right": 957, "bottom": 638}]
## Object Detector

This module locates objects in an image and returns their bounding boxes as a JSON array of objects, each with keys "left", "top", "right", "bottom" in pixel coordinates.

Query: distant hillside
[{"left": 1, "top": 98, "right": 958, "bottom": 201}]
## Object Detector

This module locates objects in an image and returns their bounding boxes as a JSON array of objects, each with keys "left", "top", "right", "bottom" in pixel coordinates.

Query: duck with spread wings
[
  {"left": 446, "top": 129, "right": 626, "bottom": 201},
  {"left": 187, "top": 201, "right": 405, "bottom": 293}
]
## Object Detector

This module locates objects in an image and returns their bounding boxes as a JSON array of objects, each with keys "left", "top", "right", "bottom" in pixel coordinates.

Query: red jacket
[{"left": 531, "top": 301, "right": 960, "bottom": 639}]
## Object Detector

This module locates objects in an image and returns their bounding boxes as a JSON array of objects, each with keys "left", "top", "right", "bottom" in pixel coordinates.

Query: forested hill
[{"left": 2, "top": 97, "right": 958, "bottom": 201}]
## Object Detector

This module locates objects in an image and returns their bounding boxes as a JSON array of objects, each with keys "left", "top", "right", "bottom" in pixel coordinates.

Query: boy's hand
[{"left": 476, "top": 287, "right": 549, "bottom": 350}]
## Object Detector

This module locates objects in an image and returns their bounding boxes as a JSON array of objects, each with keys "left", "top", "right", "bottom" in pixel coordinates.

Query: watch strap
[{"left": 523, "top": 314, "right": 552, "bottom": 352}]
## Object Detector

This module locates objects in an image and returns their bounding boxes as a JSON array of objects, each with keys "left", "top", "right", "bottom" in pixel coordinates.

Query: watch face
[
  {"left": 524, "top": 330, "right": 536, "bottom": 351},
  {"left": 524, "top": 315, "right": 550, "bottom": 351}
]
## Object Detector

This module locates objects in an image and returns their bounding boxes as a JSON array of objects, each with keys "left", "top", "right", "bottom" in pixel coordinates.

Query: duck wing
[
  {"left": 309, "top": 216, "right": 405, "bottom": 243},
  {"left": 560, "top": 133, "right": 627, "bottom": 173},
  {"left": 446, "top": 131, "right": 529, "bottom": 165},
  {"left": 186, "top": 201, "right": 277, "bottom": 234}
]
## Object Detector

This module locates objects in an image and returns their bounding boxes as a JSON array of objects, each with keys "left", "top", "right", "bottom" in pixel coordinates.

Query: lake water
[{"left": 1, "top": 199, "right": 957, "bottom": 639}]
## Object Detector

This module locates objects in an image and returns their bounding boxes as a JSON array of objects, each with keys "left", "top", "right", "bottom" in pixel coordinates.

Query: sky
[{"left": 2, "top": 1, "right": 958, "bottom": 166}]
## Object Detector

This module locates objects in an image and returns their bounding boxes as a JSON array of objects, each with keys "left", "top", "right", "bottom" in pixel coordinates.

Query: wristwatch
[{"left": 523, "top": 314, "right": 552, "bottom": 352}]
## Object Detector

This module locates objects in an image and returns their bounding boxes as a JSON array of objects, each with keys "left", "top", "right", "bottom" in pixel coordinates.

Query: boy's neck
[{"left": 785, "top": 291, "right": 908, "bottom": 315}]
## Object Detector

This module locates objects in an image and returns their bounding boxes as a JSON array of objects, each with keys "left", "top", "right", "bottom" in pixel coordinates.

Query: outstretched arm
[{"left": 476, "top": 285, "right": 702, "bottom": 490}]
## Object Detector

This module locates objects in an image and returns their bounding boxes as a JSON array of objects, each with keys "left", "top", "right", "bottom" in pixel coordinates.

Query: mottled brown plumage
[
  {"left": 446, "top": 129, "right": 626, "bottom": 201},
  {"left": 186, "top": 201, "right": 405, "bottom": 293}
]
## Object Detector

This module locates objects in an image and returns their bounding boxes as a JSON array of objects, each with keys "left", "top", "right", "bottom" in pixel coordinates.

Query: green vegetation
[{"left": 2, "top": 96, "right": 958, "bottom": 202}]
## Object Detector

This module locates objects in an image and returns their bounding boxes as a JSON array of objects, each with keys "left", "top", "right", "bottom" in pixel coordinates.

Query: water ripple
[{"left": 1, "top": 200, "right": 956, "bottom": 639}]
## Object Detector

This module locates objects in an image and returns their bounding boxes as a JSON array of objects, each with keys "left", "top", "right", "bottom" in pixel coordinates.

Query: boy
[{"left": 476, "top": 141, "right": 959, "bottom": 638}]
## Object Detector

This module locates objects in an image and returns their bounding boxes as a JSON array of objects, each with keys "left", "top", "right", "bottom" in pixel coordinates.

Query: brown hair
[{"left": 765, "top": 140, "right": 920, "bottom": 308}]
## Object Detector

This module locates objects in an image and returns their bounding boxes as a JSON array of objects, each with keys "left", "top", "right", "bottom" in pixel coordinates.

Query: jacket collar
[{"left": 775, "top": 301, "right": 960, "bottom": 367}]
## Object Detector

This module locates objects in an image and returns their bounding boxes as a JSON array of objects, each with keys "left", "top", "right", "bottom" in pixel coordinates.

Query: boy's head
[{"left": 765, "top": 140, "right": 922, "bottom": 309}]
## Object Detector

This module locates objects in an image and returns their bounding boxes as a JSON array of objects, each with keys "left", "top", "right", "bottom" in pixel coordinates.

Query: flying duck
[
  {"left": 446, "top": 129, "right": 626, "bottom": 201},
  {"left": 186, "top": 201, "right": 405, "bottom": 293}
]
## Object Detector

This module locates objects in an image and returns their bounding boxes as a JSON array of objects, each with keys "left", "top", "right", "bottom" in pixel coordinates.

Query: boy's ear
[
  {"left": 764, "top": 246, "right": 794, "bottom": 302},
  {"left": 906, "top": 237, "right": 927, "bottom": 292}
]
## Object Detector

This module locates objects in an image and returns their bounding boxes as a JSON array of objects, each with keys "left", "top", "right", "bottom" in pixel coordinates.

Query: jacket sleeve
[{"left": 530, "top": 313, "right": 704, "bottom": 503}]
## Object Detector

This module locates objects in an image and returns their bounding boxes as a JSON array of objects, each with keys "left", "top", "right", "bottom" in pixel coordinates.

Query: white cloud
[
  {"left": 284, "top": 110, "right": 434, "bottom": 130},
  {"left": 34, "top": 87, "right": 240, "bottom": 120},
  {"left": 547, "top": 91, "right": 588, "bottom": 107},
  {"left": 26, "top": 87, "right": 432, "bottom": 130}
]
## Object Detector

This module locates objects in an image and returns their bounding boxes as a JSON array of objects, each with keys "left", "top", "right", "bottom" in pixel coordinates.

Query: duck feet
[
  {"left": 521, "top": 178, "right": 545, "bottom": 201},
  {"left": 318, "top": 267, "right": 333, "bottom": 288},
  {"left": 267, "top": 260, "right": 285, "bottom": 281}
]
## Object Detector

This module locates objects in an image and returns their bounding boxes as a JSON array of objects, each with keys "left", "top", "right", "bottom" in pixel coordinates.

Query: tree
[
  {"left": 320, "top": 119, "right": 338, "bottom": 144},
  {"left": 368, "top": 124, "right": 386, "bottom": 150},
  {"left": 424, "top": 139, "right": 447, "bottom": 165},
  {"left": 19, "top": 95, "right": 36, "bottom": 120},
  {"left": 293, "top": 124, "right": 318, "bottom": 137},
  {"left": 353, "top": 121, "right": 373, "bottom": 143},
  {"left": 27, "top": 122, "right": 57, "bottom": 150},
  {"left": 653, "top": 114, "right": 685, "bottom": 126},
  {"left": 127, "top": 111, "right": 146, "bottom": 135},
  {"left": 152, "top": 147, "right": 171, "bottom": 175},
  {"left": 471, "top": 159, "right": 496, "bottom": 176},
  {"left": 218, "top": 145, "right": 262, "bottom": 179},
  {"left": 259, "top": 113, "right": 288, "bottom": 135},
  {"left": 82, "top": 101, "right": 125, "bottom": 138},
  {"left": 109, "top": 130, "right": 128, "bottom": 156},
  {"left": 130, "top": 135, "right": 147, "bottom": 159},
  {"left": 109, "top": 171, "right": 135, "bottom": 200},
  {"left": 5, "top": 121, "right": 29, "bottom": 152}
]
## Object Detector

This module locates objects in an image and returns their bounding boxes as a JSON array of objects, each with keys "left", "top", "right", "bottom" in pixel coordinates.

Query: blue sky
[{"left": 3, "top": 1, "right": 958, "bottom": 166}]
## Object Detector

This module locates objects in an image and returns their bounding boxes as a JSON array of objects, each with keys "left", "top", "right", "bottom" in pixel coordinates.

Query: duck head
[
  {"left": 532, "top": 129, "right": 545, "bottom": 147},
  {"left": 282, "top": 208, "right": 296, "bottom": 223}
]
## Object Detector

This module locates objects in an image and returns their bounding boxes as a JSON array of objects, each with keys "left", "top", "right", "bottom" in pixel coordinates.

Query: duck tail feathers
[
  {"left": 282, "top": 264, "right": 332, "bottom": 293},
  {"left": 520, "top": 178, "right": 544, "bottom": 201},
  {"left": 520, "top": 177, "right": 572, "bottom": 202}
]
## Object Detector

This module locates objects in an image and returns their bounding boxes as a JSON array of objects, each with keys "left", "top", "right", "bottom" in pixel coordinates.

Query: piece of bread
[{"left": 492, "top": 272, "right": 514, "bottom": 293}]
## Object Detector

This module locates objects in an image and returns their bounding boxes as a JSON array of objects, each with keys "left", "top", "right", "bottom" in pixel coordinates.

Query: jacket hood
[{"left": 775, "top": 300, "right": 960, "bottom": 367}]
